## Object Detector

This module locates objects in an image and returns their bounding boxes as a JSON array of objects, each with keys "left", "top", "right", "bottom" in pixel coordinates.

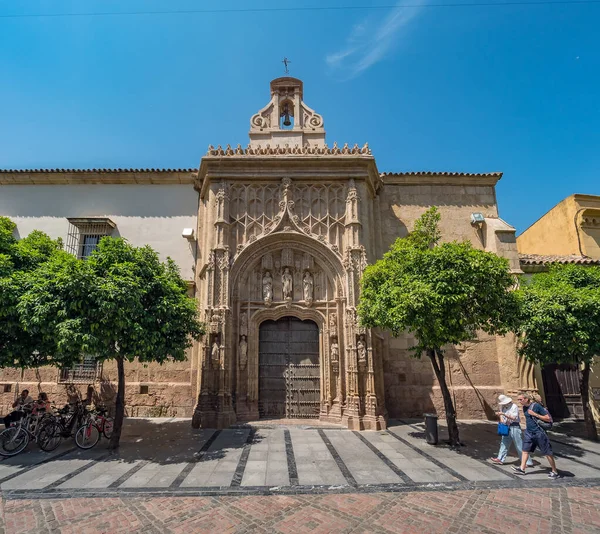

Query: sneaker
[
  {"left": 548, "top": 471, "right": 560, "bottom": 479},
  {"left": 512, "top": 466, "right": 526, "bottom": 475},
  {"left": 490, "top": 458, "right": 504, "bottom": 465}
]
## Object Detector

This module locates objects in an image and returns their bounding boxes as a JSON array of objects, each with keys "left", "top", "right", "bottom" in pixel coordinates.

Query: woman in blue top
[{"left": 512, "top": 393, "right": 559, "bottom": 479}]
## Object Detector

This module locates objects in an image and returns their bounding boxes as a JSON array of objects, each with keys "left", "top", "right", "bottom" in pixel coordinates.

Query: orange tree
[
  {"left": 358, "top": 208, "right": 518, "bottom": 446},
  {"left": 18, "top": 237, "right": 205, "bottom": 449},
  {"left": 515, "top": 264, "right": 600, "bottom": 441}
]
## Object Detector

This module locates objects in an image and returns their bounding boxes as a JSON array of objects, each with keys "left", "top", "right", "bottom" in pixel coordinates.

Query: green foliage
[
  {"left": 358, "top": 208, "right": 518, "bottom": 355},
  {"left": 18, "top": 237, "right": 205, "bottom": 366},
  {"left": 0, "top": 218, "right": 65, "bottom": 367},
  {"left": 516, "top": 264, "right": 600, "bottom": 366}
]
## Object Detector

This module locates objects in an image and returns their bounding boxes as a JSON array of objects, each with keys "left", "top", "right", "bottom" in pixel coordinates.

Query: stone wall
[
  {"left": 378, "top": 182, "right": 498, "bottom": 251},
  {"left": 376, "top": 178, "right": 508, "bottom": 421},
  {"left": 0, "top": 353, "right": 197, "bottom": 418},
  {"left": 381, "top": 332, "right": 504, "bottom": 420}
]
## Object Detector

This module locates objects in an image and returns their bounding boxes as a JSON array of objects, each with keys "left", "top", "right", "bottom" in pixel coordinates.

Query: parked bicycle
[
  {"left": 75, "top": 406, "right": 114, "bottom": 449},
  {"left": 0, "top": 404, "right": 57, "bottom": 456}
]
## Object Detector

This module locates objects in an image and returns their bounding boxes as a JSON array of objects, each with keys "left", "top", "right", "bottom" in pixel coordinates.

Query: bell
[{"left": 281, "top": 103, "right": 292, "bottom": 127}]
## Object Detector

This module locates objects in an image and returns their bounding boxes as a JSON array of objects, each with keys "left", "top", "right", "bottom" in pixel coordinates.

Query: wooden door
[
  {"left": 542, "top": 363, "right": 583, "bottom": 419},
  {"left": 258, "top": 317, "right": 320, "bottom": 419}
]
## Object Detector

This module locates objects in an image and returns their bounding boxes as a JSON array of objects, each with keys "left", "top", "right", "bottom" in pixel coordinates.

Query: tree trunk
[
  {"left": 580, "top": 361, "right": 598, "bottom": 442},
  {"left": 427, "top": 348, "right": 461, "bottom": 447},
  {"left": 109, "top": 356, "right": 126, "bottom": 450}
]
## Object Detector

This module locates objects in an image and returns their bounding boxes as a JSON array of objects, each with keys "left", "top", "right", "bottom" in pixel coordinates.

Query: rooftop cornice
[
  {"left": 204, "top": 142, "right": 372, "bottom": 157},
  {"left": 381, "top": 171, "right": 503, "bottom": 186},
  {"left": 519, "top": 253, "right": 600, "bottom": 266},
  {"left": 0, "top": 169, "right": 196, "bottom": 185}
]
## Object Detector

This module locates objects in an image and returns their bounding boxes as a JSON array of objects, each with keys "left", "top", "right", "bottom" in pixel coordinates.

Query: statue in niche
[
  {"left": 211, "top": 339, "right": 220, "bottom": 367},
  {"left": 240, "top": 313, "right": 248, "bottom": 337},
  {"left": 282, "top": 268, "right": 293, "bottom": 300},
  {"left": 329, "top": 313, "right": 337, "bottom": 331},
  {"left": 263, "top": 271, "right": 273, "bottom": 303},
  {"left": 330, "top": 338, "right": 339, "bottom": 363},
  {"left": 239, "top": 335, "right": 248, "bottom": 370},
  {"left": 357, "top": 335, "right": 367, "bottom": 364},
  {"left": 303, "top": 271, "right": 314, "bottom": 302}
]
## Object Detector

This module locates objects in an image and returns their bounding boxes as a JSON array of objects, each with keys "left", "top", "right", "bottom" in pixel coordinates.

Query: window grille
[
  {"left": 66, "top": 218, "right": 116, "bottom": 259},
  {"left": 59, "top": 355, "right": 102, "bottom": 383}
]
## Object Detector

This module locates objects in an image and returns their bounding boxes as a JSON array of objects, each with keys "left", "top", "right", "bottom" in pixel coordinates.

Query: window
[
  {"left": 66, "top": 218, "right": 116, "bottom": 259},
  {"left": 59, "top": 355, "right": 102, "bottom": 383},
  {"left": 3, "top": 384, "right": 12, "bottom": 393}
]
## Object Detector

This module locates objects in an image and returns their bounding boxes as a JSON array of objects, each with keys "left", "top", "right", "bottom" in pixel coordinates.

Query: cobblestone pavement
[{"left": 2, "top": 485, "right": 600, "bottom": 533}]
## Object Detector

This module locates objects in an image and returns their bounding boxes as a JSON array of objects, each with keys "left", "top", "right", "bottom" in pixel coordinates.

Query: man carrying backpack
[{"left": 512, "top": 393, "right": 559, "bottom": 479}]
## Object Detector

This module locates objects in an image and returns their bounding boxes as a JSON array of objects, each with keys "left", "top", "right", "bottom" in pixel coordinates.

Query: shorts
[{"left": 523, "top": 430, "right": 553, "bottom": 456}]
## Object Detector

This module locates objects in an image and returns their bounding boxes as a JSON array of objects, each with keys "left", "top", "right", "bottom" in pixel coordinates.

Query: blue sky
[{"left": 1, "top": 0, "right": 598, "bottom": 234}]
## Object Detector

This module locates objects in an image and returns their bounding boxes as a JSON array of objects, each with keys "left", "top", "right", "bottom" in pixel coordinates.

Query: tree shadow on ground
[
  {"left": 0, "top": 418, "right": 264, "bottom": 469},
  {"left": 402, "top": 419, "right": 592, "bottom": 462}
]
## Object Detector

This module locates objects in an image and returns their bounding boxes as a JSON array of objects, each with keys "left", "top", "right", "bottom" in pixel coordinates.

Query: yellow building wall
[{"left": 517, "top": 196, "right": 579, "bottom": 255}]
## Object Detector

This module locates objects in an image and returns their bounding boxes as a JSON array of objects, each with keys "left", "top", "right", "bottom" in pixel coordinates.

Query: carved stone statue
[
  {"left": 239, "top": 335, "right": 248, "bottom": 370},
  {"left": 282, "top": 267, "right": 293, "bottom": 300},
  {"left": 357, "top": 336, "right": 367, "bottom": 364},
  {"left": 211, "top": 339, "right": 220, "bottom": 366},
  {"left": 263, "top": 271, "right": 273, "bottom": 302},
  {"left": 329, "top": 313, "right": 337, "bottom": 330},
  {"left": 330, "top": 339, "right": 339, "bottom": 363},
  {"left": 240, "top": 313, "right": 248, "bottom": 337},
  {"left": 303, "top": 271, "right": 314, "bottom": 302}
]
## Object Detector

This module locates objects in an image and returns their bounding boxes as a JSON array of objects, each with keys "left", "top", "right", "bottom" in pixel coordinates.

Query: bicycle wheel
[
  {"left": 0, "top": 427, "right": 29, "bottom": 456},
  {"left": 75, "top": 422, "right": 100, "bottom": 449},
  {"left": 102, "top": 417, "right": 114, "bottom": 439},
  {"left": 38, "top": 421, "right": 61, "bottom": 452}
]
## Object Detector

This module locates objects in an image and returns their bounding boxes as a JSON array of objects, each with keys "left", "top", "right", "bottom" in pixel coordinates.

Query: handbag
[{"left": 497, "top": 422, "right": 510, "bottom": 436}]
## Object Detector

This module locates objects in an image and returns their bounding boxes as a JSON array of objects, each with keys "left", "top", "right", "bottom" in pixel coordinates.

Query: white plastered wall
[{"left": 0, "top": 184, "right": 198, "bottom": 280}]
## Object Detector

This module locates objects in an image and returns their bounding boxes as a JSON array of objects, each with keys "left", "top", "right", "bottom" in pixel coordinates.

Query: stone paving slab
[
  {"left": 324, "top": 429, "right": 403, "bottom": 485},
  {"left": 180, "top": 429, "right": 247, "bottom": 488},
  {"left": 289, "top": 428, "right": 346, "bottom": 486},
  {"left": 2, "top": 418, "right": 600, "bottom": 499}
]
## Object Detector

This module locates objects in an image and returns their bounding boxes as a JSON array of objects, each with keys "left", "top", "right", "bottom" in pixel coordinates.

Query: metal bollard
[{"left": 424, "top": 413, "right": 439, "bottom": 445}]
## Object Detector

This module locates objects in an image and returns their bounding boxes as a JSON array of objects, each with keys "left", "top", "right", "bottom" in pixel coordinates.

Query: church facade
[{"left": 0, "top": 77, "right": 533, "bottom": 429}]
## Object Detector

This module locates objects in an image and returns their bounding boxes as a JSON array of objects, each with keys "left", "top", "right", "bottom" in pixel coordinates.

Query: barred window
[
  {"left": 59, "top": 355, "right": 102, "bottom": 383},
  {"left": 66, "top": 218, "right": 116, "bottom": 259}
]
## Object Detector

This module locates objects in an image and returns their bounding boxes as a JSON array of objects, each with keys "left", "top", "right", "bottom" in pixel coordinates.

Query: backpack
[{"left": 531, "top": 403, "right": 553, "bottom": 431}]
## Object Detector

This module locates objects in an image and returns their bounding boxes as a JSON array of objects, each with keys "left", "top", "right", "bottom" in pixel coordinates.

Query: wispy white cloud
[{"left": 326, "top": 2, "right": 424, "bottom": 79}]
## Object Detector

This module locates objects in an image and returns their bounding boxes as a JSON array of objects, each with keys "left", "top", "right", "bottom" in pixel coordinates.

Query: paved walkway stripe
[
  {"left": 317, "top": 429, "right": 357, "bottom": 487},
  {"left": 549, "top": 436, "right": 600, "bottom": 456},
  {"left": 5, "top": 476, "right": 600, "bottom": 500},
  {"left": 169, "top": 429, "right": 220, "bottom": 488},
  {"left": 44, "top": 452, "right": 111, "bottom": 489},
  {"left": 553, "top": 451, "right": 600, "bottom": 472},
  {"left": 387, "top": 429, "right": 468, "bottom": 482},
  {"left": 284, "top": 429, "right": 299, "bottom": 486},
  {"left": 0, "top": 447, "right": 77, "bottom": 485},
  {"left": 230, "top": 428, "right": 256, "bottom": 487},
  {"left": 353, "top": 431, "right": 413, "bottom": 484},
  {"left": 108, "top": 460, "right": 150, "bottom": 488}
]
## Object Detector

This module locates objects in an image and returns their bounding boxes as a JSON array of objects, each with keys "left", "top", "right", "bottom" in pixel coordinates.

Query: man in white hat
[{"left": 490, "top": 394, "right": 533, "bottom": 467}]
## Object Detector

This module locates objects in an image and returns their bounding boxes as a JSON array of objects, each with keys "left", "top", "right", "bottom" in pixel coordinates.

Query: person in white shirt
[{"left": 490, "top": 394, "right": 534, "bottom": 467}]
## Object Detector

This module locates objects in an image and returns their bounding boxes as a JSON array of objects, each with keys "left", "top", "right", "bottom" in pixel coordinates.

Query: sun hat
[{"left": 497, "top": 395, "right": 512, "bottom": 405}]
